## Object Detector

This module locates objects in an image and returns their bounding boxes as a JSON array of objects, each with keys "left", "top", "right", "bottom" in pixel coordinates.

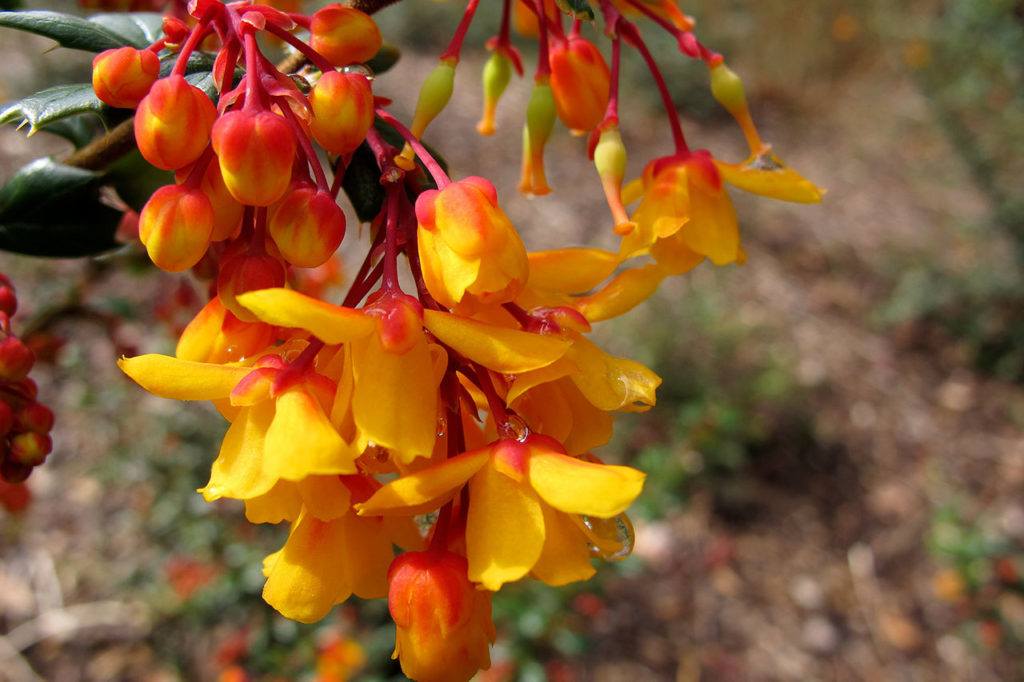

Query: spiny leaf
[
  {"left": 0, "top": 10, "right": 132, "bottom": 52},
  {"left": 0, "top": 83, "right": 109, "bottom": 135},
  {"left": 0, "top": 158, "right": 122, "bottom": 257}
]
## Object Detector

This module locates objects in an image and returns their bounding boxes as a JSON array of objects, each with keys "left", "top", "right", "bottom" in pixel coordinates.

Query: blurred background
[{"left": 1, "top": 0, "right": 1023, "bottom": 680}]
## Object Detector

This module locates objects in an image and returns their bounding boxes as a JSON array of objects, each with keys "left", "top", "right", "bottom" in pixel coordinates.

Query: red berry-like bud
[
  {"left": 0, "top": 402, "right": 13, "bottom": 437},
  {"left": 0, "top": 459, "right": 31, "bottom": 484},
  {"left": 162, "top": 16, "right": 190, "bottom": 45},
  {"left": 15, "top": 403, "right": 53, "bottom": 434},
  {"left": 139, "top": 184, "right": 216, "bottom": 272},
  {"left": 211, "top": 110, "right": 296, "bottom": 207},
  {"left": 269, "top": 185, "right": 346, "bottom": 268},
  {"left": 92, "top": 47, "right": 161, "bottom": 109},
  {"left": 0, "top": 284, "right": 17, "bottom": 317},
  {"left": 0, "top": 479, "right": 31, "bottom": 513},
  {"left": 135, "top": 75, "right": 217, "bottom": 170},
  {"left": 9, "top": 431, "right": 52, "bottom": 466},
  {"left": 217, "top": 253, "right": 287, "bottom": 321},
  {"left": 548, "top": 35, "right": 610, "bottom": 134},
  {"left": 310, "top": 5, "right": 382, "bottom": 67},
  {"left": 0, "top": 337, "right": 34, "bottom": 382},
  {"left": 309, "top": 71, "right": 374, "bottom": 155}
]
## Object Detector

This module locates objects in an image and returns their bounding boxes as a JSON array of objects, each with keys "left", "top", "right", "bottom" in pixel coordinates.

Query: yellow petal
[
  {"left": 356, "top": 448, "right": 490, "bottom": 516},
  {"left": 264, "top": 387, "right": 358, "bottom": 480},
  {"left": 118, "top": 354, "right": 251, "bottom": 400},
  {"left": 338, "top": 514, "right": 394, "bottom": 599},
  {"left": 531, "top": 503, "right": 595, "bottom": 586},
  {"left": 200, "top": 401, "right": 277, "bottom": 501},
  {"left": 506, "top": 358, "right": 576, "bottom": 404},
  {"left": 297, "top": 475, "right": 351, "bottom": 521},
  {"left": 262, "top": 512, "right": 352, "bottom": 623},
  {"left": 528, "top": 450, "right": 645, "bottom": 518},
  {"left": 716, "top": 156, "right": 824, "bottom": 204},
  {"left": 682, "top": 183, "right": 740, "bottom": 266},
  {"left": 245, "top": 480, "right": 303, "bottom": 524},
  {"left": 527, "top": 248, "right": 619, "bottom": 294},
  {"left": 351, "top": 332, "right": 439, "bottom": 464},
  {"left": 557, "top": 378, "right": 614, "bottom": 455},
  {"left": 235, "top": 288, "right": 376, "bottom": 344},
  {"left": 423, "top": 309, "right": 570, "bottom": 374},
  {"left": 466, "top": 460, "right": 545, "bottom": 590},
  {"left": 566, "top": 335, "right": 661, "bottom": 412},
  {"left": 574, "top": 263, "right": 670, "bottom": 323}
]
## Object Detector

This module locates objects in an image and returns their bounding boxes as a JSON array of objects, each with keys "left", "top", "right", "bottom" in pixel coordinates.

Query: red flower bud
[
  {"left": 15, "top": 403, "right": 53, "bottom": 434},
  {"left": 269, "top": 186, "right": 346, "bottom": 268},
  {"left": 9, "top": 431, "right": 52, "bottom": 466},
  {"left": 217, "top": 253, "right": 287, "bottom": 322},
  {"left": 309, "top": 71, "right": 374, "bottom": 155},
  {"left": 549, "top": 35, "right": 610, "bottom": 134},
  {"left": 176, "top": 160, "right": 244, "bottom": 242},
  {"left": 92, "top": 47, "right": 161, "bottom": 109},
  {"left": 162, "top": 16, "right": 190, "bottom": 46},
  {"left": 139, "top": 184, "right": 216, "bottom": 272},
  {"left": 0, "top": 337, "right": 34, "bottom": 382},
  {"left": 0, "top": 284, "right": 16, "bottom": 318},
  {"left": 0, "top": 479, "right": 31, "bottom": 513},
  {"left": 135, "top": 75, "right": 217, "bottom": 170},
  {"left": 387, "top": 550, "right": 494, "bottom": 682},
  {"left": 0, "top": 402, "right": 14, "bottom": 437},
  {"left": 212, "top": 110, "right": 296, "bottom": 207},
  {"left": 310, "top": 5, "right": 382, "bottom": 66}
]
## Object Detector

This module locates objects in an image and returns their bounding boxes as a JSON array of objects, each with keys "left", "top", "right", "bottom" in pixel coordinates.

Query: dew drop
[
  {"left": 436, "top": 417, "right": 447, "bottom": 438},
  {"left": 501, "top": 415, "right": 530, "bottom": 443},
  {"left": 342, "top": 63, "right": 374, "bottom": 81},
  {"left": 581, "top": 513, "right": 635, "bottom": 561}
]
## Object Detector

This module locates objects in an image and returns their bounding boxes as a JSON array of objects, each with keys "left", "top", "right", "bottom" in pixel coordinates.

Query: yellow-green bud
[
  {"left": 477, "top": 51, "right": 513, "bottom": 136},
  {"left": 411, "top": 59, "right": 457, "bottom": 137},
  {"left": 594, "top": 127, "right": 627, "bottom": 180},
  {"left": 710, "top": 62, "right": 748, "bottom": 116},
  {"left": 525, "top": 80, "right": 556, "bottom": 147}
]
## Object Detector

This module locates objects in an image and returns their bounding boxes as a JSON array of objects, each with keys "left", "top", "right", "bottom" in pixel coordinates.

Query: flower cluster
[
  {"left": 100, "top": 0, "right": 823, "bottom": 679},
  {"left": 0, "top": 274, "right": 55, "bottom": 485}
]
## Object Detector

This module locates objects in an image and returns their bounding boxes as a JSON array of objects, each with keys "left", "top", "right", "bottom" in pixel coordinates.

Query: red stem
[
  {"left": 375, "top": 109, "right": 451, "bottom": 188},
  {"left": 242, "top": 30, "right": 268, "bottom": 110},
  {"left": 263, "top": 22, "right": 336, "bottom": 73},
  {"left": 171, "top": 15, "right": 215, "bottom": 77},
  {"left": 533, "top": 0, "right": 552, "bottom": 78},
  {"left": 621, "top": 21, "right": 688, "bottom": 153},
  {"left": 276, "top": 97, "right": 330, "bottom": 192},
  {"left": 440, "top": 0, "right": 481, "bottom": 63},
  {"left": 381, "top": 188, "right": 401, "bottom": 291}
]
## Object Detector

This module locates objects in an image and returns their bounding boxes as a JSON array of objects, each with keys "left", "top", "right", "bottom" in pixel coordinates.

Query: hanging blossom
[{"left": 93, "top": 0, "right": 825, "bottom": 679}]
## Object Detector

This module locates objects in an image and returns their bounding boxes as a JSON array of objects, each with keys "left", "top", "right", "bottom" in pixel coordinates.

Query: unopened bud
[
  {"left": 10, "top": 431, "right": 51, "bottom": 466},
  {"left": 309, "top": 71, "right": 374, "bottom": 155},
  {"left": 139, "top": 184, "right": 215, "bottom": 272},
  {"left": 135, "top": 75, "right": 217, "bottom": 170},
  {"left": 477, "top": 50, "right": 512, "bottom": 136},
  {"left": 92, "top": 47, "right": 161, "bottom": 109},
  {"left": 0, "top": 337, "right": 34, "bottom": 382},
  {"left": 269, "top": 186, "right": 347, "bottom": 268},
  {"left": 217, "top": 253, "right": 287, "bottom": 322},
  {"left": 709, "top": 62, "right": 747, "bottom": 116},
  {"left": 549, "top": 35, "right": 610, "bottom": 134},
  {"left": 15, "top": 403, "right": 54, "bottom": 434},
  {"left": 397, "top": 60, "right": 456, "bottom": 168},
  {"left": 518, "top": 79, "right": 556, "bottom": 196},
  {"left": 212, "top": 110, "right": 296, "bottom": 207},
  {"left": 310, "top": 5, "right": 382, "bottom": 67}
]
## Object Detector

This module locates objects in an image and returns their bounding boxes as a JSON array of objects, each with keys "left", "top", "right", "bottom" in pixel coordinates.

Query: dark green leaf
[
  {"left": 0, "top": 83, "right": 108, "bottom": 133},
  {"left": 366, "top": 44, "right": 400, "bottom": 76},
  {"left": 88, "top": 12, "right": 163, "bottom": 49},
  {"left": 25, "top": 116, "right": 101, "bottom": 148},
  {"left": 554, "top": 0, "right": 594, "bottom": 21},
  {"left": 0, "top": 158, "right": 123, "bottom": 257},
  {"left": 341, "top": 142, "right": 386, "bottom": 222},
  {"left": 0, "top": 10, "right": 131, "bottom": 52}
]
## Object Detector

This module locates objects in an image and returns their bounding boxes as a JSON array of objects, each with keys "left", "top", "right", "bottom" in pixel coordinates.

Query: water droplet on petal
[
  {"left": 500, "top": 415, "right": 530, "bottom": 442},
  {"left": 342, "top": 63, "right": 374, "bottom": 81},
  {"left": 581, "top": 513, "right": 635, "bottom": 561},
  {"left": 436, "top": 417, "right": 447, "bottom": 438}
]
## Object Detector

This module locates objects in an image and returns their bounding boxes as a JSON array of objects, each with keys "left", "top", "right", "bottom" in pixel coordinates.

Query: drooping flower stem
[
  {"left": 440, "top": 0, "right": 481, "bottom": 63},
  {"left": 277, "top": 97, "right": 331, "bottom": 192},
  {"left": 619, "top": 20, "right": 689, "bottom": 153},
  {"left": 375, "top": 109, "right": 451, "bottom": 188}
]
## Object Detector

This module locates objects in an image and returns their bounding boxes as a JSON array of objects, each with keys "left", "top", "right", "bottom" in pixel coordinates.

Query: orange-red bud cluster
[
  {"left": 92, "top": 46, "right": 160, "bottom": 109},
  {"left": 135, "top": 75, "right": 217, "bottom": 170}
]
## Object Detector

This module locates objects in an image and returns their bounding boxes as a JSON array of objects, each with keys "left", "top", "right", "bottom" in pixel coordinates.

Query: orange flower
[{"left": 416, "top": 177, "right": 528, "bottom": 308}]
